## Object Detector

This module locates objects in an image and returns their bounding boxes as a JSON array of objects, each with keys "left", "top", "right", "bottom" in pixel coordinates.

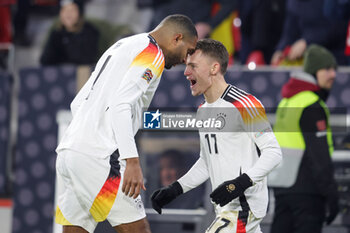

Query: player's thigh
[
  {"left": 63, "top": 225, "right": 89, "bottom": 233},
  {"left": 56, "top": 150, "right": 113, "bottom": 231},
  {"left": 206, "top": 211, "right": 262, "bottom": 233},
  {"left": 106, "top": 158, "right": 147, "bottom": 227},
  {"left": 113, "top": 218, "right": 151, "bottom": 233}
]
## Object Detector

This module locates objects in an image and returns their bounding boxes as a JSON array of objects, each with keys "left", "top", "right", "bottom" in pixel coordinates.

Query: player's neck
[
  {"left": 149, "top": 28, "right": 167, "bottom": 49},
  {"left": 149, "top": 31, "right": 160, "bottom": 44},
  {"left": 204, "top": 79, "right": 229, "bottom": 104}
]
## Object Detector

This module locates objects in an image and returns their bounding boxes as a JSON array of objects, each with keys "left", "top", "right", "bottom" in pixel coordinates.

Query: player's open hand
[
  {"left": 122, "top": 157, "right": 146, "bottom": 199},
  {"left": 210, "top": 173, "right": 253, "bottom": 207}
]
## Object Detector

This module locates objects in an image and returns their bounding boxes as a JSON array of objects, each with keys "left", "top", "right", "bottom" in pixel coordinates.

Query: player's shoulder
[
  {"left": 109, "top": 33, "right": 142, "bottom": 50},
  {"left": 221, "top": 84, "right": 268, "bottom": 122},
  {"left": 129, "top": 34, "right": 164, "bottom": 67},
  {"left": 130, "top": 33, "right": 162, "bottom": 54},
  {"left": 143, "top": 34, "right": 163, "bottom": 59},
  {"left": 109, "top": 33, "right": 160, "bottom": 54},
  {"left": 221, "top": 84, "right": 264, "bottom": 108}
]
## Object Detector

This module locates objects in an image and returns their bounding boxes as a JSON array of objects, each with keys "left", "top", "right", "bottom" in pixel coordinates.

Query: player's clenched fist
[
  {"left": 210, "top": 173, "right": 253, "bottom": 207},
  {"left": 151, "top": 181, "right": 183, "bottom": 214}
]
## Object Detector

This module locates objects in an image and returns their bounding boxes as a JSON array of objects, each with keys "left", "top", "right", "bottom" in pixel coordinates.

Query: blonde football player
[{"left": 151, "top": 39, "right": 282, "bottom": 233}]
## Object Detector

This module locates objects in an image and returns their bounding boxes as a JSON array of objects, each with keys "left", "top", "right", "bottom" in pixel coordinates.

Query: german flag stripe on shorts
[{"left": 90, "top": 151, "right": 121, "bottom": 222}]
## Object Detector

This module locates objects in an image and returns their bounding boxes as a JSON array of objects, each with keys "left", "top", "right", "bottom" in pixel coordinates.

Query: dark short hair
[
  {"left": 160, "top": 149, "right": 185, "bottom": 169},
  {"left": 161, "top": 14, "right": 198, "bottom": 39},
  {"left": 195, "top": 38, "right": 229, "bottom": 75}
]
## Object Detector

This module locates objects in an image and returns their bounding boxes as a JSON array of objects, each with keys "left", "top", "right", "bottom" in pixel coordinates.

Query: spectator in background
[
  {"left": 148, "top": 0, "right": 237, "bottom": 38},
  {"left": 239, "top": 0, "right": 285, "bottom": 65},
  {"left": 40, "top": 0, "right": 99, "bottom": 65},
  {"left": 147, "top": 0, "right": 238, "bottom": 63},
  {"left": 271, "top": 0, "right": 348, "bottom": 66},
  {"left": 271, "top": 45, "right": 339, "bottom": 233},
  {"left": 0, "top": 0, "right": 15, "bottom": 69},
  {"left": 13, "top": 0, "right": 31, "bottom": 46},
  {"left": 0, "top": 0, "right": 14, "bottom": 44},
  {"left": 323, "top": 0, "right": 350, "bottom": 20},
  {"left": 147, "top": 0, "right": 286, "bottom": 65},
  {"left": 148, "top": 0, "right": 237, "bottom": 53},
  {"left": 323, "top": 0, "right": 350, "bottom": 61},
  {"left": 193, "top": 0, "right": 238, "bottom": 40},
  {"left": 149, "top": 149, "right": 204, "bottom": 210},
  {"left": 159, "top": 150, "right": 187, "bottom": 187}
]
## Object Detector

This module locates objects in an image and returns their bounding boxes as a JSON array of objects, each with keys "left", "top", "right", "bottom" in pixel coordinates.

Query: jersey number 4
[{"left": 205, "top": 134, "right": 218, "bottom": 154}]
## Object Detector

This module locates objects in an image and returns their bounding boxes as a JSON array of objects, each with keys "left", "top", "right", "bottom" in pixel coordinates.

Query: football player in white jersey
[
  {"left": 55, "top": 15, "right": 197, "bottom": 233},
  {"left": 151, "top": 39, "right": 282, "bottom": 233}
]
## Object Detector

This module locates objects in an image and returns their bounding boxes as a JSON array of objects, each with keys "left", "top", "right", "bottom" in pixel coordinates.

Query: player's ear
[
  {"left": 211, "top": 63, "right": 220, "bottom": 75},
  {"left": 173, "top": 33, "right": 184, "bottom": 45}
]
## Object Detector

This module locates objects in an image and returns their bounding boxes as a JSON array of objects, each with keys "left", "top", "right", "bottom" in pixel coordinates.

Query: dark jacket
[
  {"left": 323, "top": 0, "right": 350, "bottom": 20},
  {"left": 276, "top": 0, "right": 348, "bottom": 64},
  {"left": 274, "top": 72, "right": 338, "bottom": 199},
  {"left": 239, "top": 0, "right": 286, "bottom": 63},
  {"left": 148, "top": 0, "right": 237, "bottom": 31},
  {"left": 40, "top": 21, "right": 99, "bottom": 65}
]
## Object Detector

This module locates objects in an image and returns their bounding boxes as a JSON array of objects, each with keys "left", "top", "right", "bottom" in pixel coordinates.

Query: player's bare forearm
[{"left": 122, "top": 157, "right": 146, "bottom": 199}]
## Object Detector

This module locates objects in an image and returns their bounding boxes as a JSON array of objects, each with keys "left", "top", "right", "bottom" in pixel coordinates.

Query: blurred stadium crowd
[{"left": 0, "top": 0, "right": 350, "bottom": 69}]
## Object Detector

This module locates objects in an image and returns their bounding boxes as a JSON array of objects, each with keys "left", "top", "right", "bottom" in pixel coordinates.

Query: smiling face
[
  {"left": 60, "top": 2, "right": 80, "bottom": 31},
  {"left": 316, "top": 67, "right": 336, "bottom": 90},
  {"left": 184, "top": 50, "right": 214, "bottom": 96},
  {"left": 163, "top": 35, "right": 197, "bottom": 69}
]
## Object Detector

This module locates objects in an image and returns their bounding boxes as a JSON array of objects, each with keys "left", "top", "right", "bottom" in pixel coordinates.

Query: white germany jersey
[
  {"left": 57, "top": 33, "right": 165, "bottom": 160},
  {"left": 178, "top": 85, "right": 282, "bottom": 218}
]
